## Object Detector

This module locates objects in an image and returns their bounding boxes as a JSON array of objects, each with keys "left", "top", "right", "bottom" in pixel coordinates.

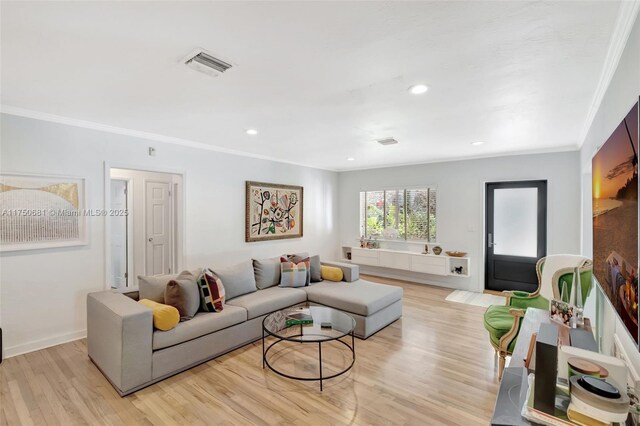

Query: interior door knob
[{"left": 148, "top": 237, "right": 153, "bottom": 242}]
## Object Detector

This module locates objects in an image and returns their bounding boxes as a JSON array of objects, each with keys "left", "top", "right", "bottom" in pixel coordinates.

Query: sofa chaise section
[{"left": 304, "top": 279, "right": 403, "bottom": 338}]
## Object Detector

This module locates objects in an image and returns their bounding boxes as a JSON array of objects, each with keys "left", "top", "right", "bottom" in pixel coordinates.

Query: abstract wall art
[
  {"left": 246, "top": 181, "right": 303, "bottom": 242},
  {"left": 592, "top": 100, "right": 639, "bottom": 345},
  {"left": 0, "top": 173, "right": 87, "bottom": 252}
]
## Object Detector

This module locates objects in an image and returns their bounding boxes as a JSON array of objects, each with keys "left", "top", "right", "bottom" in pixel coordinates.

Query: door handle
[
  {"left": 488, "top": 233, "right": 492, "bottom": 248},
  {"left": 148, "top": 237, "right": 153, "bottom": 242}
]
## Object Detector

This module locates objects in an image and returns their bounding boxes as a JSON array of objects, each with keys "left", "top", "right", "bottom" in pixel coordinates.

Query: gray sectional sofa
[{"left": 87, "top": 260, "right": 403, "bottom": 396}]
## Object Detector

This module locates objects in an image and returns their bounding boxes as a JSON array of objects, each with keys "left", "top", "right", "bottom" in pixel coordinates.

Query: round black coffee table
[{"left": 262, "top": 305, "right": 356, "bottom": 391}]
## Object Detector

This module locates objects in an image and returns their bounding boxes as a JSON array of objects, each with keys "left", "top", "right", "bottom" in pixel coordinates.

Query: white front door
[{"left": 145, "top": 181, "right": 172, "bottom": 275}]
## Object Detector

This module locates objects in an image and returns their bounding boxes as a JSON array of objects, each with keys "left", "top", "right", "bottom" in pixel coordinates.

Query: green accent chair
[{"left": 483, "top": 256, "right": 593, "bottom": 380}]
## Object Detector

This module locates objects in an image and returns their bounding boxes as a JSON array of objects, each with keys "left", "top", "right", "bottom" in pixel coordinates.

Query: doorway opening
[{"left": 108, "top": 168, "right": 183, "bottom": 289}]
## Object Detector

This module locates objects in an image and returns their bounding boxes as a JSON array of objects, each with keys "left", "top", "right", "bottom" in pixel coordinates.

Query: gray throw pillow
[
  {"left": 290, "top": 254, "right": 322, "bottom": 283},
  {"left": 253, "top": 257, "right": 281, "bottom": 289},
  {"left": 164, "top": 273, "right": 201, "bottom": 321},
  {"left": 138, "top": 268, "right": 202, "bottom": 303},
  {"left": 213, "top": 260, "right": 257, "bottom": 301}
]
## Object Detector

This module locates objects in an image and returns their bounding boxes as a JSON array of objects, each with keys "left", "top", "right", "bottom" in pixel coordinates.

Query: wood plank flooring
[{"left": 0, "top": 276, "right": 500, "bottom": 425}]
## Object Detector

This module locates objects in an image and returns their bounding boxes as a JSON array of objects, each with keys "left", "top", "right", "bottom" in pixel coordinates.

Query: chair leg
[{"left": 498, "top": 352, "right": 506, "bottom": 381}]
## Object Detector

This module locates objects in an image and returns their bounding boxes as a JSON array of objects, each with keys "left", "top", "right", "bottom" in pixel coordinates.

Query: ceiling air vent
[
  {"left": 377, "top": 138, "right": 399, "bottom": 146},
  {"left": 184, "top": 49, "right": 232, "bottom": 77}
]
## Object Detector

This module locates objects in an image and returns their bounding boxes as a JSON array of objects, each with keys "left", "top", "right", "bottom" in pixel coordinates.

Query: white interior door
[
  {"left": 145, "top": 181, "right": 172, "bottom": 275},
  {"left": 110, "top": 180, "right": 128, "bottom": 288}
]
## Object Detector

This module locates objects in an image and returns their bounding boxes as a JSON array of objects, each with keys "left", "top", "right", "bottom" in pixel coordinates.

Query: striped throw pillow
[
  {"left": 197, "top": 268, "right": 225, "bottom": 312},
  {"left": 279, "top": 256, "right": 309, "bottom": 288}
]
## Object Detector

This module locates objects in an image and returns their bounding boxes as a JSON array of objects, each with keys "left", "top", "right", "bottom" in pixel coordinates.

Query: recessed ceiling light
[
  {"left": 409, "top": 84, "right": 428, "bottom": 95},
  {"left": 471, "top": 141, "right": 484, "bottom": 146},
  {"left": 246, "top": 129, "right": 258, "bottom": 135},
  {"left": 347, "top": 157, "right": 355, "bottom": 161}
]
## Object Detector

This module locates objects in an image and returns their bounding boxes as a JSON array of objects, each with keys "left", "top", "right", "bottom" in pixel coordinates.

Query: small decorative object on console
[
  {"left": 452, "top": 266, "right": 464, "bottom": 275},
  {"left": 445, "top": 251, "right": 467, "bottom": 257},
  {"left": 432, "top": 246, "right": 442, "bottom": 255}
]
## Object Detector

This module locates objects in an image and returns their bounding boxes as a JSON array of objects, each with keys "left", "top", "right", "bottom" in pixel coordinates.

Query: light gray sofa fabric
[
  {"left": 304, "top": 280, "right": 402, "bottom": 316},
  {"left": 138, "top": 269, "right": 202, "bottom": 303},
  {"left": 152, "top": 305, "right": 247, "bottom": 350},
  {"left": 227, "top": 286, "right": 307, "bottom": 319},
  {"left": 88, "top": 261, "right": 405, "bottom": 396},
  {"left": 87, "top": 291, "right": 153, "bottom": 393},
  {"left": 152, "top": 315, "right": 264, "bottom": 380},
  {"left": 253, "top": 257, "right": 281, "bottom": 289},
  {"left": 321, "top": 261, "right": 359, "bottom": 282},
  {"left": 214, "top": 260, "right": 257, "bottom": 300}
]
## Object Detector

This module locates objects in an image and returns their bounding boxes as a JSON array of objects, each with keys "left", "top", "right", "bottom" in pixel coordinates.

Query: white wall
[
  {"left": 338, "top": 151, "right": 582, "bottom": 292},
  {"left": 579, "top": 14, "right": 640, "bottom": 371},
  {"left": 0, "top": 113, "right": 339, "bottom": 357}
]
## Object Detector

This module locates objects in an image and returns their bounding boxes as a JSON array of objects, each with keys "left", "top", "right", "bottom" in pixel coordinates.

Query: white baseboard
[{"left": 3, "top": 329, "right": 86, "bottom": 359}]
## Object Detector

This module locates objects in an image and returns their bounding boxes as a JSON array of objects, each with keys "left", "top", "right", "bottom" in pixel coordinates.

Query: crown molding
[
  {"left": 578, "top": 0, "right": 640, "bottom": 148},
  {"left": 0, "top": 105, "right": 337, "bottom": 172}
]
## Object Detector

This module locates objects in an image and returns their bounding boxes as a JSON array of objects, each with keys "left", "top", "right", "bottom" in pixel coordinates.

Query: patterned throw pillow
[
  {"left": 279, "top": 256, "right": 309, "bottom": 288},
  {"left": 197, "top": 268, "right": 225, "bottom": 312}
]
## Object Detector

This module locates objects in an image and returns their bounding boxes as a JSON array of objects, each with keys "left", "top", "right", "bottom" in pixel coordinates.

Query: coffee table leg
[
  {"left": 262, "top": 327, "right": 265, "bottom": 369},
  {"left": 318, "top": 342, "right": 323, "bottom": 391},
  {"left": 352, "top": 331, "right": 355, "bottom": 356}
]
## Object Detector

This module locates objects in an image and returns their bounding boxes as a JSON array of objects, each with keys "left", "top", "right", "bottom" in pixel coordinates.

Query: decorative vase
[{"left": 432, "top": 246, "right": 442, "bottom": 255}]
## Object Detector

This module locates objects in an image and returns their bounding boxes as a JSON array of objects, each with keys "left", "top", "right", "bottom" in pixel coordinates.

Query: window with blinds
[{"left": 360, "top": 188, "right": 436, "bottom": 242}]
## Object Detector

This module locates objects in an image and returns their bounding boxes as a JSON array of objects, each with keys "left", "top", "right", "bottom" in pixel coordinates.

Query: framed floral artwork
[{"left": 246, "top": 181, "right": 303, "bottom": 242}]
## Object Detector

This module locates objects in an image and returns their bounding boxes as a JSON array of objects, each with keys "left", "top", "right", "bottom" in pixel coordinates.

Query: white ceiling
[{"left": 1, "top": 1, "right": 622, "bottom": 171}]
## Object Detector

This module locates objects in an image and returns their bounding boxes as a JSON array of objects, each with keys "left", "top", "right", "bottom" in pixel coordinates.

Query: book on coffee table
[{"left": 285, "top": 312, "right": 313, "bottom": 326}]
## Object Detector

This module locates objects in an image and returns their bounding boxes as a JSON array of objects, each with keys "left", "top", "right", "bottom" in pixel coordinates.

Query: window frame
[{"left": 360, "top": 185, "right": 437, "bottom": 243}]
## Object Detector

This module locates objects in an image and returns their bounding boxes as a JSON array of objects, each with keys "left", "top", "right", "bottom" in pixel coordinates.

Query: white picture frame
[{"left": 0, "top": 172, "right": 88, "bottom": 252}]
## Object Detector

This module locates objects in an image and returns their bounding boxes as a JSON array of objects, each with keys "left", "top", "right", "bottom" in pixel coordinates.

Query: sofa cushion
[
  {"left": 213, "top": 260, "right": 257, "bottom": 301},
  {"left": 164, "top": 277, "right": 201, "bottom": 321},
  {"left": 303, "top": 280, "right": 403, "bottom": 316},
  {"left": 253, "top": 257, "right": 281, "bottom": 289},
  {"left": 153, "top": 305, "right": 247, "bottom": 350},
  {"left": 279, "top": 257, "right": 309, "bottom": 288},
  {"left": 290, "top": 254, "right": 322, "bottom": 283},
  {"left": 139, "top": 299, "right": 180, "bottom": 331},
  {"left": 320, "top": 265, "right": 343, "bottom": 282},
  {"left": 197, "top": 269, "right": 225, "bottom": 312},
  {"left": 138, "top": 269, "right": 202, "bottom": 303},
  {"left": 226, "top": 286, "right": 307, "bottom": 319}
]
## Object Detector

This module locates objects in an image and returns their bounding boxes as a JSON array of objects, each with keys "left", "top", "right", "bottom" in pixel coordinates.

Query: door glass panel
[{"left": 493, "top": 187, "right": 538, "bottom": 257}]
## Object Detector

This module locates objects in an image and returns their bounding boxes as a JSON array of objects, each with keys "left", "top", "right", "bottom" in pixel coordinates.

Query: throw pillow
[
  {"left": 164, "top": 274, "right": 200, "bottom": 321},
  {"left": 290, "top": 254, "right": 321, "bottom": 283},
  {"left": 279, "top": 257, "right": 308, "bottom": 288},
  {"left": 253, "top": 257, "right": 281, "bottom": 289},
  {"left": 197, "top": 268, "right": 225, "bottom": 312},
  {"left": 138, "top": 268, "right": 202, "bottom": 303},
  {"left": 212, "top": 260, "right": 257, "bottom": 301},
  {"left": 321, "top": 265, "right": 344, "bottom": 282},
  {"left": 138, "top": 299, "right": 180, "bottom": 331}
]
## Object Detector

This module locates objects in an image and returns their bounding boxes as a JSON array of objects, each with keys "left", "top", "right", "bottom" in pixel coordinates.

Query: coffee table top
[{"left": 262, "top": 305, "right": 356, "bottom": 342}]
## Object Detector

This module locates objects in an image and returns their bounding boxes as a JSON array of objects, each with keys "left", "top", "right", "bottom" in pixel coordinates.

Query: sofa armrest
[
  {"left": 322, "top": 261, "right": 360, "bottom": 282},
  {"left": 87, "top": 291, "right": 153, "bottom": 395}
]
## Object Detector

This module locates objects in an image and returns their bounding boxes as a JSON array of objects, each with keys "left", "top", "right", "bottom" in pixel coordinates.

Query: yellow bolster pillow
[
  {"left": 139, "top": 299, "right": 180, "bottom": 331},
  {"left": 321, "top": 265, "right": 344, "bottom": 282}
]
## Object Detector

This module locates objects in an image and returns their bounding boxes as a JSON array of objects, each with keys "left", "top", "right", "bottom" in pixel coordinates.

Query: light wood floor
[{"left": 0, "top": 276, "right": 500, "bottom": 425}]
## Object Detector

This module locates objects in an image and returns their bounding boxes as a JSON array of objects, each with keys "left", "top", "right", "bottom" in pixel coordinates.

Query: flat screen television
[{"left": 592, "top": 100, "right": 639, "bottom": 346}]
